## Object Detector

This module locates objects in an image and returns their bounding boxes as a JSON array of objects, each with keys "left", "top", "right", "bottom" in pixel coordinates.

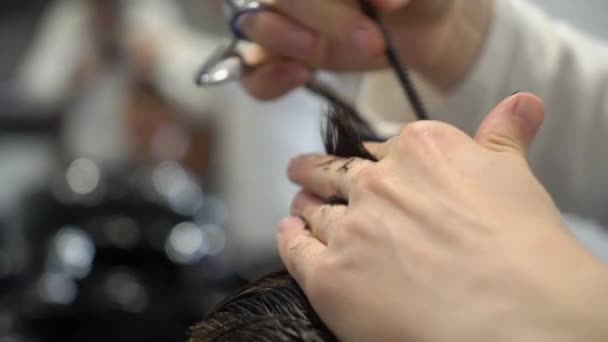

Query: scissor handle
[{"left": 225, "top": 0, "right": 273, "bottom": 41}]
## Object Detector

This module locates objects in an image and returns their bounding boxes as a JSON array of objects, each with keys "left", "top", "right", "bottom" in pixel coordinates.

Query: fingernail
[
  {"left": 511, "top": 91, "right": 520, "bottom": 96},
  {"left": 513, "top": 96, "right": 528, "bottom": 120},
  {"left": 496, "top": 94, "right": 518, "bottom": 113},
  {"left": 498, "top": 94, "right": 530, "bottom": 125},
  {"left": 511, "top": 96, "right": 538, "bottom": 135},
  {"left": 279, "top": 216, "right": 301, "bottom": 232},
  {"left": 285, "top": 30, "right": 315, "bottom": 54}
]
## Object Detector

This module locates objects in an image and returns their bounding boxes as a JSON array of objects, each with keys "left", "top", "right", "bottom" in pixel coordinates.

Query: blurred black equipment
[
  {"left": 15, "top": 162, "right": 245, "bottom": 342},
  {"left": 0, "top": 2, "right": 247, "bottom": 341}
]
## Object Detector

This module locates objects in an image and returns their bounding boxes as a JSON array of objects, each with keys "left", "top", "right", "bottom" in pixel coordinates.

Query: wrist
[
  {"left": 573, "top": 264, "right": 608, "bottom": 342},
  {"left": 521, "top": 258, "right": 608, "bottom": 342}
]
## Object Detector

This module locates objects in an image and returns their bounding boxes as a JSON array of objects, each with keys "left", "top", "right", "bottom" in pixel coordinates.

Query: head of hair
[
  {"left": 189, "top": 97, "right": 380, "bottom": 342},
  {"left": 188, "top": 271, "right": 336, "bottom": 342}
]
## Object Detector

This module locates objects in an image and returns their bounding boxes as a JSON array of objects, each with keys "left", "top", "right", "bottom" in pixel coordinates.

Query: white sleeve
[
  {"left": 359, "top": 0, "right": 608, "bottom": 222},
  {"left": 121, "top": 0, "right": 228, "bottom": 116},
  {"left": 14, "top": 0, "right": 90, "bottom": 108}
]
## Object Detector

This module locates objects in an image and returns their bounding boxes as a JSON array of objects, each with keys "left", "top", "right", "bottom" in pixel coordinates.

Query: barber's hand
[
  {"left": 278, "top": 93, "right": 608, "bottom": 342},
  {"left": 239, "top": 0, "right": 493, "bottom": 99}
]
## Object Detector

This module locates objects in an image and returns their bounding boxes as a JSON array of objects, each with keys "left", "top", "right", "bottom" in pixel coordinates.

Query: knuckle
[
  {"left": 397, "top": 121, "right": 460, "bottom": 160},
  {"left": 399, "top": 120, "right": 444, "bottom": 145},
  {"left": 338, "top": 214, "right": 376, "bottom": 241},
  {"left": 483, "top": 133, "right": 523, "bottom": 154},
  {"left": 316, "top": 255, "right": 344, "bottom": 275},
  {"left": 353, "top": 164, "right": 385, "bottom": 192}
]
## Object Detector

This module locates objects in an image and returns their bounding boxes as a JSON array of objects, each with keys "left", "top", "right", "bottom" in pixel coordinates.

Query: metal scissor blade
[
  {"left": 226, "top": 0, "right": 266, "bottom": 11},
  {"left": 195, "top": 43, "right": 247, "bottom": 87}
]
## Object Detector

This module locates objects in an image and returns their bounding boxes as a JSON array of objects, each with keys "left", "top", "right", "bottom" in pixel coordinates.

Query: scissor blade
[{"left": 195, "top": 44, "right": 246, "bottom": 87}]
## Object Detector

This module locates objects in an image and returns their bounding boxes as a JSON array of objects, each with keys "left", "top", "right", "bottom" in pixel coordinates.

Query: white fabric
[{"left": 15, "top": 0, "right": 90, "bottom": 108}]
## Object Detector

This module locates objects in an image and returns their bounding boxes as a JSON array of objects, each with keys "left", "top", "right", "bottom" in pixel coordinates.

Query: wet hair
[
  {"left": 188, "top": 94, "right": 380, "bottom": 341},
  {"left": 322, "top": 97, "right": 379, "bottom": 162},
  {"left": 188, "top": 271, "right": 336, "bottom": 342}
]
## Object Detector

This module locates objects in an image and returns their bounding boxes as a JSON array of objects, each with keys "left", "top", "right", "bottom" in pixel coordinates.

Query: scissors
[
  {"left": 194, "top": 0, "right": 278, "bottom": 87},
  {"left": 195, "top": 0, "right": 428, "bottom": 121}
]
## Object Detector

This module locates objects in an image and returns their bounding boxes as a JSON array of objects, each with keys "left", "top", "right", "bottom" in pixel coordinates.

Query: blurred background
[{"left": 0, "top": 0, "right": 607, "bottom": 341}]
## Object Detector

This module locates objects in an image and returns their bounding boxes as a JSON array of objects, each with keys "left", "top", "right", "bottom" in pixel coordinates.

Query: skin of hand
[
  {"left": 237, "top": 0, "right": 494, "bottom": 99},
  {"left": 277, "top": 93, "right": 608, "bottom": 342}
]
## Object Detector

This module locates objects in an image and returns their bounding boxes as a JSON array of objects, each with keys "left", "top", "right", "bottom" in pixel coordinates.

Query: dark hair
[
  {"left": 188, "top": 98, "right": 380, "bottom": 341},
  {"left": 188, "top": 271, "right": 336, "bottom": 342}
]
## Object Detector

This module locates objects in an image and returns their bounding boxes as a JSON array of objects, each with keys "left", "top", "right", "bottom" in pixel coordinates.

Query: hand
[
  {"left": 277, "top": 93, "right": 608, "bottom": 342},
  {"left": 238, "top": 0, "right": 493, "bottom": 99}
]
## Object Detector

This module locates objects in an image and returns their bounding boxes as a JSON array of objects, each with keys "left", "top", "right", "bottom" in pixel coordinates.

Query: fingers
[
  {"left": 291, "top": 191, "right": 347, "bottom": 244},
  {"left": 238, "top": 1, "right": 384, "bottom": 69},
  {"left": 273, "top": 0, "right": 384, "bottom": 57},
  {"left": 241, "top": 60, "right": 311, "bottom": 100},
  {"left": 277, "top": 216, "right": 327, "bottom": 289},
  {"left": 475, "top": 93, "right": 545, "bottom": 157},
  {"left": 288, "top": 154, "right": 374, "bottom": 199},
  {"left": 239, "top": 10, "right": 321, "bottom": 61},
  {"left": 237, "top": 1, "right": 387, "bottom": 100}
]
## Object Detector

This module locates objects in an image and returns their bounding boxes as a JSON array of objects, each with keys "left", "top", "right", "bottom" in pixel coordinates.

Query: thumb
[{"left": 475, "top": 93, "right": 545, "bottom": 157}]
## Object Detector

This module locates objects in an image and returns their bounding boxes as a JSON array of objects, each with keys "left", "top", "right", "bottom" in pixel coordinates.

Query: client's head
[
  {"left": 189, "top": 99, "right": 380, "bottom": 342},
  {"left": 188, "top": 271, "right": 336, "bottom": 342}
]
